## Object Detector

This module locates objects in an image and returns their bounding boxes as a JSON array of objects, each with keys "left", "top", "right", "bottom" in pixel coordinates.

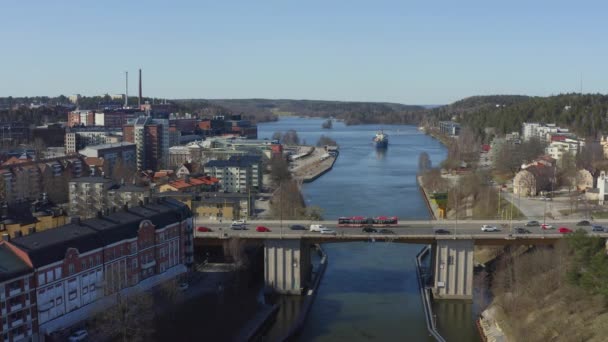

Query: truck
[{"left": 310, "top": 224, "right": 327, "bottom": 232}]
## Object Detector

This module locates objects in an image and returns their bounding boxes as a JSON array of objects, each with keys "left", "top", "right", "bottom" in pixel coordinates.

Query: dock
[{"left": 291, "top": 146, "right": 339, "bottom": 183}]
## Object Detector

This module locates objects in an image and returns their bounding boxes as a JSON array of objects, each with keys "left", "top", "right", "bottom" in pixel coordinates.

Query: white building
[
  {"left": 522, "top": 123, "right": 569, "bottom": 142},
  {"left": 203, "top": 159, "right": 254, "bottom": 193},
  {"left": 598, "top": 171, "right": 608, "bottom": 205},
  {"left": 545, "top": 139, "right": 584, "bottom": 162}
]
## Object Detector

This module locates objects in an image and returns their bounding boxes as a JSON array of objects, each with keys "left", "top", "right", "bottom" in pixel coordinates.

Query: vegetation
[
  {"left": 272, "top": 130, "right": 300, "bottom": 145},
  {"left": 316, "top": 135, "right": 337, "bottom": 147},
  {"left": 493, "top": 137, "right": 546, "bottom": 176},
  {"left": 417, "top": 152, "right": 432, "bottom": 173},
  {"left": 321, "top": 119, "right": 333, "bottom": 129},
  {"left": 490, "top": 232, "right": 608, "bottom": 341}
]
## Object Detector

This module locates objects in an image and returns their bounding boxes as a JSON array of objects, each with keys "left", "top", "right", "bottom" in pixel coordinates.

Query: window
[
  {"left": 132, "top": 259, "right": 138, "bottom": 269},
  {"left": 68, "top": 264, "right": 75, "bottom": 275},
  {"left": 56, "top": 297, "right": 62, "bottom": 305},
  {"left": 82, "top": 287, "right": 88, "bottom": 294},
  {"left": 37, "top": 274, "right": 45, "bottom": 286},
  {"left": 55, "top": 268, "right": 62, "bottom": 279},
  {"left": 46, "top": 270, "right": 54, "bottom": 283},
  {"left": 81, "top": 261, "right": 86, "bottom": 270},
  {"left": 95, "top": 255, "right": 101, "bottom": 265},
  {"left": 89, "top": 258, "right": 93, "bottom": 268}
]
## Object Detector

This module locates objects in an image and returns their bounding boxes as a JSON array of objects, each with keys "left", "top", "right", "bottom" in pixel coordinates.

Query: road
[{"left": 193, "top": 218, "right": 608, "bottom": 241}]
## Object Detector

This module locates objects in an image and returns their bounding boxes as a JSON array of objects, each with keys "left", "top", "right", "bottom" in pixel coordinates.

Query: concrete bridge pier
[
  {"left": 433, "top": 239, "right": 474, "bottom": 300},
  {"left": 264, "top": 239, "right": 312, "bottom": 295}
]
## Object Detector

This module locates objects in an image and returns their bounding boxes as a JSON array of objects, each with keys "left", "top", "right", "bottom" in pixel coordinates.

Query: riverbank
[{"left": 291, "top": 146, "right": 339, "bottom": 183}]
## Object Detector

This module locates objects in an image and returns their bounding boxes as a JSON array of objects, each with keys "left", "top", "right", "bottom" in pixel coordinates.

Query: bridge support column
[
  {"left": 433, "top": 239, "right": 474, "bottom": 300},
  {"left": 264, "top": 239, "right": 311, "bottom": 295}
]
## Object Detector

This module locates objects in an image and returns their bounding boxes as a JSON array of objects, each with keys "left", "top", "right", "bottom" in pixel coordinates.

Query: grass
[{"left": 591, "top": 211, "right": 608, "bottom": 219}]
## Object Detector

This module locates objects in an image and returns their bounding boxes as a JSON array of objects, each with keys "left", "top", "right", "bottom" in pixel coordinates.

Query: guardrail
[{"left": 415, "top": 245, "right": 446, "bottom": 342}]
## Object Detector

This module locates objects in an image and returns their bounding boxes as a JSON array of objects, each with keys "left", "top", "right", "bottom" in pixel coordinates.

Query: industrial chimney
[
  {"left": 138, "top": 68, "right": 142, "bottom": 107},
  {"left": 124, "top": 71, "right": 129, "bottom": 108}
]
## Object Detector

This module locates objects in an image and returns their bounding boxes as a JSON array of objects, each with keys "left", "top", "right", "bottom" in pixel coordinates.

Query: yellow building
[
  {"left": 157, "top": 192, "right": 243, "bottom": 220},
  {"left": 3, "top": 212, "right": 68, "bottom": 238}
]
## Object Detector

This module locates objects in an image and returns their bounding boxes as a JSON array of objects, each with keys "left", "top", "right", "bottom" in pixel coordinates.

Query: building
[
  {"left": 599, "top": 136, "right": 608, "bottom": 159},
  {"left": 158, "top": 191, "right": 253, "bottom": 220},
  {"left": 0, "top": 242, "right": 37, "bottom": 342},
  {"left": 67, "top": 110, "right": 96, "bottom": 127},
  {"left": 97, "top": 109, "right": 142, "bottom": 129},
  {"left": 0, "top": 122, "right": 30, "bottom": 144},
  {"left": 31, "top": 124, "right": 65, "bottom": 148},
  {"left": 1, "top": 197, "right": 68, "bottom": 238},
  {"left": 64, "top": 127, "right": 122, "bottom": 153},
  {"left": 68, "top": 177, "right": 114, "bottom": 219},
  {"left": 575, "top": 169, "right": 594, "bottom": 191},
  {"left": 597, "top": 171, "right": 608, "bottom": 205},
  {"left": 78, "top": 143, "right": 136, "bottom": 173},
  {"left": 4, "top": 198, "right": 192, "bottom": 338},
  {"left": 203, "top": 159, "right": 256, "bottom": 193},
  {"left": 228, "top": 155, "right": 262, "bottom": 189},
  {"left": 513, "top": 165, "right": 554, "bottom": 196},
  {"left": 545, "top": 138, "right": 584, "bottom": 162},
  {"left": 158, "top": 175, "right": 220, "bottom": 193},
  {"left": 123, "top": 117, "right": 169, "bottom": 171},
  {"left": 522, "top": 123, "right": 569, "bottom": 142},
  {"left": 439, "top": 121, "right": 461, "bottom": 136}
]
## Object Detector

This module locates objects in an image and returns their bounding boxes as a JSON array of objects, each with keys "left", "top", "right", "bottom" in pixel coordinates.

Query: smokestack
[
  {"left": 124, "top": 71, "right": 129, "bottom": 108},
  {"left": 138, "top": 69, "right": 142, "bottom": 107}
]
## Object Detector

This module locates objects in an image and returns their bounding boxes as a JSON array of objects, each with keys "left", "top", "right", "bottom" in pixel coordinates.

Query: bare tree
[
  {"left": 418, "top": 152, "right": 432, "bottom": 173},
  {"left": 91, "top": 290, "right": 155, "bottom": 342}
]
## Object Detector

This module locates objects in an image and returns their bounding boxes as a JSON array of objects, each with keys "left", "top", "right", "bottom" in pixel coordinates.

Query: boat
[{"left": 373, "top": 130, "right": 388, "bottom": 148}]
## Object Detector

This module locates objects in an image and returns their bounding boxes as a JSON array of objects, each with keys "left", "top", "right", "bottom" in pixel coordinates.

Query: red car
[
  {"left": 197, "top": 226, "right": 212, "bottom": 232},
  {"left": 256, "top": 226, "right": 271, "bottom": 232},
  {"left": 558, "top": 227, "right": 573, "bottom": 234}
]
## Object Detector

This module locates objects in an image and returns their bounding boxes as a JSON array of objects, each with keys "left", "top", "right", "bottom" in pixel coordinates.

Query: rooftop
[
  {"left": 0, "top": 242, "right": 33, "bottom": 282},
  {"left": 79, "top": 142, "right": 136, "bottom": 151},
  {"left": 204, "top": 159, "right": 258, "bottom": 168}
]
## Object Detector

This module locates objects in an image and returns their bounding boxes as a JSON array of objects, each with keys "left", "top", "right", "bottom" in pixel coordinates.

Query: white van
[{"left": 310, "top": 224, "right": 326, "bottom": 232}]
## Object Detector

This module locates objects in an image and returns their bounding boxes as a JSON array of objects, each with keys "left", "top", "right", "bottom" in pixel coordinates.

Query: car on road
[
  {"left": 256, "top": 226, "right": 271, "bottom": 232},
  {"left": 481, "top": 225, "right": 499, "bottom": 232},
  {"left": 362, "top": 227, "right": 378, "bottom": 233},
  {"left": 514, "top": 227, "right": 531, "bottom": 234},
  {"left": 559, "top": 227, "right": 573, "bottom": 234},
  {"left": 232, "top": 219, "right": 247, "bottom": 225},
  {"left": 541, "top": 224, "right": 553, "bottom": 230},
  {"left": 379, "top": 229, "right": 396, "bottom": 235},
  {"left": 290, "top": 224, "right": 306, "bottom": 230},
  {"left": 576, "top": 220, "right": 591, "bottom": 226},
  {"left": 68, "top": 330, "right": 88, "bottom": 342},
  {"left": 592, "top": 225, "right": 605, "bottom": 232},
  {"left": 310, "top": 224, "right": 328, "bottom": 232},
  {"left": 526, "top": 220, "right": 540, "bottom": 226},
  {"left": 434, "top": 228, "right": 451, "bottom": 235},
  {"left": 319, "top": 227, "right": 337, "bottom": 235},
  {"left": 197, "top": 226, "right": 213, "bottom": 232},
  {"left": 230, "top": 223, "right": 246, "bottom": 230},
  {"left": 179, "top": 282, "right": 189, "bottom": 291}
]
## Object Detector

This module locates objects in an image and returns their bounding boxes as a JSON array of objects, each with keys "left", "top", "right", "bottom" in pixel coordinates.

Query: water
[{"left": 258, "top": 117, "right": 480, "bottom": 341}]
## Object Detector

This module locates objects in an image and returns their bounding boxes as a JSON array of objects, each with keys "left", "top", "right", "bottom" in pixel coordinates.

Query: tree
[
  {"left": 322, "top": 119, "right": 333, "bottom": 129},
  {"left": 316, "top": 135, "right": 337, "bottom": 147},
  {"left": 0, "top": 176, "right": 6, "bottom": 205},
  {"left": 270, "top": 156, "right": 291, "bottom": 184},
  {"left": 281, "top": 130, "right": 300, "bottom": 145},
  {"left": 271, "top": 131, "right": 282, "bottom": 141},
  {"left": 112, "top": 157, "right": 136, "bottom": 184},
  {"left": 306, "top": 205, "right": 324, "bottom": 221},
  {"left": 91, "top": 289, "right": 155, "bottom": 341},
  {"left": 418, "top": 152, "right": 432, "bottom": 173},
  {"left": 558, "top": 151, "right": 578, "bottom": 190}
]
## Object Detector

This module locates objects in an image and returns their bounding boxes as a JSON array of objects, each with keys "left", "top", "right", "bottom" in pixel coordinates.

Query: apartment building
[
  {"left": 67, "top": 110, "right": 96, "bottom": 127},
  {"left": 203, "top": 159, "right": 253, "bottom": 193},
  {"left": 439, "top": 121, "right": 461, "bottom": 136},
  {"left": 64, "top": 128, "right": 122, "bottom": 153},
  {"left": 123, "top": 117, "right": 169, "bottom": 171},
  {"left": 78, "top": 143, "right": 136, "bottom": 172}
]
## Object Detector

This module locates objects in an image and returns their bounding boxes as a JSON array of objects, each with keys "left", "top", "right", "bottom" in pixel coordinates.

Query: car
[
  {"left": 541, "top": 224, "right": 553, "bottom": 230},
  {"left": 576, "top": 220, "right": 591, "bottom": 226},
  {"left": 481, "top": 225, "right": 499, "bottom": 232},
  {"left": 310, "top": 224, "right": 328, "bottom": 232},
  {"left": 256, "top": 226, "right": 271, "bottom": 232},
  {"left": 434, "top": 228, "right": 451, "bottom": 235},
  {"left": 514, "top": 227, "right": 531, "bottom": 234},
  {"left": 319, "top": 227, "right": 337, "bottom": 235},
  {"left": 592, "top": 225, "right": 605, "bottom": 232},
  {"left": 179, "top": 282, "right": 189, "bottom": 291},
  {"left": 362, "top": 227, "right": 378, "bottom": 233},
  {"left": 68, "top": 330, "right": 88, "bottom": 342},
  {"left": 230, "top": 223, "right": 246, "bottom": 230},
  {"left": 526, "top": 220, "right": 540, "bottom": 227},
  {"left": 232, "top": 219, "right": 247, "bottom": 225},
  {"left": 197, "top": 226, "right": 212, "bottom": 232},
  {"left": 290, "top": 224, "right": 306, "bottom": 230},
  {"left": 379, "top": 229, "right": 395, "bottom": 234},
  {"left": 559, "top": 227, "right": 573, "bottom": 234}
]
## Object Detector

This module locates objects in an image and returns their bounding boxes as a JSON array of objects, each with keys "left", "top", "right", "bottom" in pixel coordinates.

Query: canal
[{"left": 258, "top": 117, "right": 481, "bottom": 341}]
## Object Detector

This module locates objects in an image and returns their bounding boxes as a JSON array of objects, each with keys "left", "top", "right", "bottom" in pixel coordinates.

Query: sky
[{"left": 1, "top": 0, "right": 607, "bottom": 104}]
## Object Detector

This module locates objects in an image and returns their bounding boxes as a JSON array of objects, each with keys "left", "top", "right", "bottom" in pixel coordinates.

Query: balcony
[
  {"left": 10, "top": 318, "right": 23, "bottom": 328},
  {"left": 141, "top": 260, "right": 156, "bottom": 269},
  {"left": 10, "top": 303, "right": 22, "bottom": 312}
]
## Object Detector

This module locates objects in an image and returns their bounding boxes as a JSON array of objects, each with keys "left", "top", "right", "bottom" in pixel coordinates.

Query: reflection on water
[
  {"left": 375, "top": 147, "right": 387, "bottom": 160},
  {"left": 433, "top": 300, "right": 482, "bottom": 342}
]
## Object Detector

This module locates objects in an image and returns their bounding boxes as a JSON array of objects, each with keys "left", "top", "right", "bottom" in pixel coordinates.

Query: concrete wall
[
  {"left": 433, "top": 239, "right": 474, "bottom": 300},
  {"left": 264, "top": 239, "right": 311, "bottom": 295}
]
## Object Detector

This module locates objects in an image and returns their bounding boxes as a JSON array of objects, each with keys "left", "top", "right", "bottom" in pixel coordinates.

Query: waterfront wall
[
  {"left": 417, "top": 175, "right": 438, "bottom": 220},
  {"left": 282, "top": 244, "right": 328, "bottom": 341},
  {"left": 301, "top": 152, "right": 339, "bottom": 183},
  {"left": 415, "top": 245, "right": 446, "bottom": 342}
]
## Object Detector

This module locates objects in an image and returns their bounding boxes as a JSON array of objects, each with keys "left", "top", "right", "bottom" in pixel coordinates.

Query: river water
[{"left": 258, "top": 117, "right": 480, "bottom": 341}]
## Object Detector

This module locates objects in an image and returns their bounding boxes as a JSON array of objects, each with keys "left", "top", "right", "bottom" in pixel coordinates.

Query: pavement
[{"left": 501, "top": 191, "right": 595, "bottom": 220}]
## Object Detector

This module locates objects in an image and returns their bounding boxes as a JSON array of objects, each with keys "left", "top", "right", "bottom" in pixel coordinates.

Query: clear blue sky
[{"left": 1, "top": 0, "right": 606, "bottom": 104}]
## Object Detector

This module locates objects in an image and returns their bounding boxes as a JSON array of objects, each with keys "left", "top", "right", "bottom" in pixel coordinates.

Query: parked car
[
  {"left": 179, "top": 282, "right": 189, "bottom": 291},
  {"left": 256, "top": 226, "right": 271, "bottom": 232},
  {"left": 514, "top": 227, "right": 531, "bottom": 234},
  {"left": 434, "top": 228, "right": 451, "bottom": 235},
  {"left": 230, "top": 223, "right": 246, "bottom": 230},
  {"left": 290, "top": 224, "right": 306, "bottom": 230},
  {"left": 319, "top": 227, "right": 337, "bottom": 235},
  {"left": 576, "top": 220, "right": 591, "bottom": 226},
  {"left": 68, "top": 330, "right": 88, "bottom": 342},
  {"left": 362, "top": 227, "right": 378, "bottom": 233},
  {"left": 558, "top": 227, "right": 573, "bottom": 234},
  {"left": 541, "top": 224, "right": 553, "bottom": 230},
  {"left": 526, "top": 220, "right": 540, "bottom": 226},
  {"left": 197, "top": 226, "right": 212, "bottom": 232},
  {"left": 310, "top": 224, "right": 327, "bottom": 232},
  {"left": 379, "top": 229, "right": 396, "bottom": 235},
  {"left": 232, "top": 219, "right": 246, "bottom": 225},
  {"left": 592, "top": 225, "right": 605, "bottom": 232},
  {"left": 481, "top": 225, "right": 499, "bottom": 232}
]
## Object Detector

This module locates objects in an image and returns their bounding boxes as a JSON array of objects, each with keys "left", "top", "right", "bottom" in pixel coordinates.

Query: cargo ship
[{"left": 373, "top": 130, "right": 388, "bottom": 148}]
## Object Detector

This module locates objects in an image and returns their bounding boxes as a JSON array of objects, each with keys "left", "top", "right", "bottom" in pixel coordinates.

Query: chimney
[
  {"left": 138, "top": 68, "right": 142, "bottom": 107},
  {"left": 125, "top": 71, "right": 129, "bottom": 108}
]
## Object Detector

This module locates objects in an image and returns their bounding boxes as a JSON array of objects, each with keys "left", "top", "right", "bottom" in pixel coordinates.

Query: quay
[{"left": 290, "top": 146, "right": 339, "bottom": 183}]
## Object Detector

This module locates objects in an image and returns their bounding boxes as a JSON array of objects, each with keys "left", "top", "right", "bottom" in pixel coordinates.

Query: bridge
[{"left": 193, "top": 219, "right": 608, "bottom": 300}]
